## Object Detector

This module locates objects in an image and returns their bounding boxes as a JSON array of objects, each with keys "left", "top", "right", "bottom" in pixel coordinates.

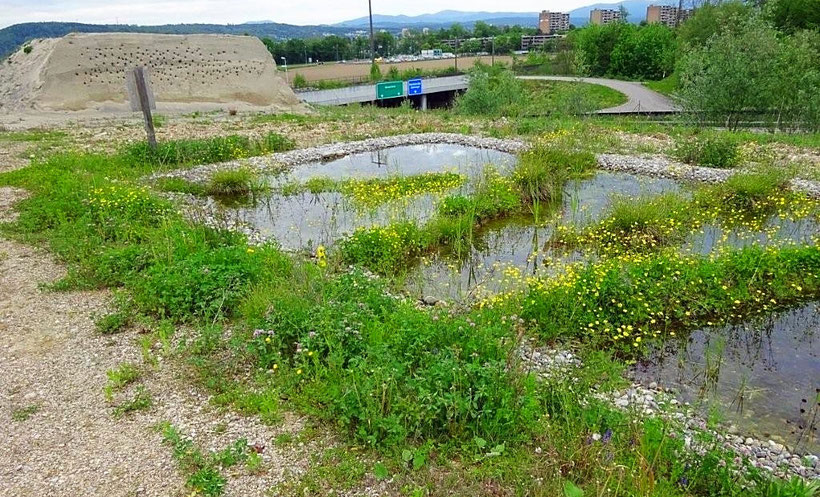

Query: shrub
[
  {"left": 23, "top": 45, "right": 32, "bottom": 54},
  {"left": 292, "top": 73, "right": 308, "bottom": 88},
  {"left": 369, "top": 62, "right": 382, "bottom": 82},
  {"left": 456, "top": 63, "right": 525, "bottom": 117},
  {"left": 673, "top": 134, "right": 740, "bottom": 168}
]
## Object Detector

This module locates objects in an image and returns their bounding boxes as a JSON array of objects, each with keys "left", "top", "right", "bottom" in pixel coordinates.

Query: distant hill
[
  {"left": 336, "top": 1, "right": 681, "bottom": 29},
  {"left": 0, "top": 21, "right": 349, "bottom": 60}
]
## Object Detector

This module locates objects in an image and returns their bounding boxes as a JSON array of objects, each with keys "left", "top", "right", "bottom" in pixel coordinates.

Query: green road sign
[{"left": 376, "top": 80, "right": 404, "bottom": 99}]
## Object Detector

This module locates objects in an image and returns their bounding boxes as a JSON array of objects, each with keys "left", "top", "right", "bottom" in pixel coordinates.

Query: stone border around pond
[
  {"left": 151, "top": 133, "right": 528, "bottom": 184},
  {"left": 598, "top": 153, "right": 820, "bottom": 198},
  {"left": 152, "top": 133, "right": 820, "bottom": 200}
]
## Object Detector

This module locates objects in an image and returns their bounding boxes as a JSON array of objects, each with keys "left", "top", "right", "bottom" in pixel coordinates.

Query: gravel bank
[
  {"left": 598, "top": 153, "right": 820, "bottom": 198},
  {"left": 522, "top": 347, "right": 819, "bottom": 480}
]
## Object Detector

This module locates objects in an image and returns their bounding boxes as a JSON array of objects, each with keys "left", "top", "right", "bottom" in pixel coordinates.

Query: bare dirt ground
[
  {"left": 290, "top": 55, "right": 514, "bottom": 82},
  {"left": 0, "top": 182, "right": 324, "bottom": 496}
]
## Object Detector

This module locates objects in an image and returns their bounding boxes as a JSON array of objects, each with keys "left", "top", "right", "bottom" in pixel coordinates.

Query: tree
[
  {"left": 678, "top": 17, "right": 782, "bottom": 129},
  {"left": 677, "top": 1, "right": 754, "bottom": 48},
  {"left": 765, "top": 0, "right": 820, "bottom": 32}
]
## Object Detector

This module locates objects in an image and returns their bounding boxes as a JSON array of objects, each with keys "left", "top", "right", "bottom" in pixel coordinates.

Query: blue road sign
[{"left": 407, "top": 78, "right": 423, "bottom": 96}]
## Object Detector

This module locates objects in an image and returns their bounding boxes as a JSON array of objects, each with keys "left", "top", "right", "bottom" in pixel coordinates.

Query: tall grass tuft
[
  {"left": 512, "top": 145, "right": 597, "bottom": 204},
  {"left": 205, "top": 168, "right": 266, "bottom": 197}
]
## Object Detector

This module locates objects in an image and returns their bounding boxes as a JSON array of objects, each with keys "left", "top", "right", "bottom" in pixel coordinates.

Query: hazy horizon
[{"left": 1, "top": 0, "right": 619, "bottom": 30}]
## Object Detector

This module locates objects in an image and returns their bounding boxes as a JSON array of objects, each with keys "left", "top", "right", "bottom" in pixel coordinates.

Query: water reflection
[{"left": 633, "top": 303, "right": 820, "bottom": 454}]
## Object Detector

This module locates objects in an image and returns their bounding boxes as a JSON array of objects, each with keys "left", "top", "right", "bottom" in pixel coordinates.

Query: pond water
[
  {"left": 212, "top": 144, "right": 819, "bottom": 302},
  {"left": 206, "top": 143, "right": 820, "bottom": 452},
  {"left": 632, "top": 303, "right": 820, "bottom": 455},
  {"left": 222, "top": 144, "right": 516, "bottom": 251}
]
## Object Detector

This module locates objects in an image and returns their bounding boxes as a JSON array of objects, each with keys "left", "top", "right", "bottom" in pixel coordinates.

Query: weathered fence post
[{"left": 127, "top": 66, "right": 157, "bottom": 149}]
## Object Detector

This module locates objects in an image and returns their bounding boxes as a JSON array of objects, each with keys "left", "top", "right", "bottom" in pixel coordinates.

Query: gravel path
[
  {"left": 0, "top": 187, "right": 323, "bottom": 496},
  {"left": 518, "top": 76, "right": 679, "bottom": 114}
]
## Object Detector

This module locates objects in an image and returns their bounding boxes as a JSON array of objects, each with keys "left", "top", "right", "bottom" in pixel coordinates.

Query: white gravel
[{"left": 598, "top": 153, "right": 820, "bottom": 198}]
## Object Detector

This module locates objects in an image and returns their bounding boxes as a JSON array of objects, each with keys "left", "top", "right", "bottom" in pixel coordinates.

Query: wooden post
[{"left": 133, "top": 67, "right": 157, "bottom": 149}]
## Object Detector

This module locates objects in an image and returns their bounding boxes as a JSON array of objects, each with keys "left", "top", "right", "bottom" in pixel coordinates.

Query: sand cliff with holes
[{"left": 0, "top": 33, "right": 303, "bottom": 115}]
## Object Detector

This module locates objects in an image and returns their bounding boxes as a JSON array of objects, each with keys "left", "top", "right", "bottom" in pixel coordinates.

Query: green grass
[
  {"left": 154, "top": 177, "right": 206, "bottom": 196},
  {"left": 520, "top": 80, "right": 627, "bottom": 115},
  {"left": 112, "top": 386, "right": 153, "bottom": 417},
  {"left": 0, "top": 130, "right": 68, "bottom": 143},
  {"left": 644, "top": 72, "right": 679, "bottom": 97},
  {"left": 0, "top": 121, "right": 816, "bottom": 495},
  {"left": 105, "top": 362, "right": 141, "bottom": 395},
  {"left": 122, "top": 132, "right": 295, "bottom": 168},
  {"left": 11, "top": 404, "right": 40, "bottom": 421},
  {"left": 205, "top": 168, "right": 266, "bottom": 197},
  {"left": 158, "top": 422, "right": 250, "bottom": 496}
]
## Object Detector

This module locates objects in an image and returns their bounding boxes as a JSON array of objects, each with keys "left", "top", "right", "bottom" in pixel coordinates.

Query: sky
[{"left": 0, "top": 0, "right": 597, "bottom": 29}]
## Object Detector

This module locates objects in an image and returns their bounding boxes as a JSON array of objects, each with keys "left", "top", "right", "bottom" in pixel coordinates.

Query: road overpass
[{"left": 297, "top": 75, "right": 468, "bottom": 108}]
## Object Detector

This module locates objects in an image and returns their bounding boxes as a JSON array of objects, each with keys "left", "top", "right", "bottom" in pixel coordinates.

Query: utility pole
[
  {"left": 491, "top": 37, "right": 495, "bottom": 65},
  {"left": 368, "top": 0, "right": 375, "bottom": 64},
  {"left": 676, "top": 0, "right": 683, "bottom": 27}
]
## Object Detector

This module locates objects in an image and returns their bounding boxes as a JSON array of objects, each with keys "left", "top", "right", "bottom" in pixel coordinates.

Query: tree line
[{"left": 261, "top": 22, "right": 536, "bottom": 64}]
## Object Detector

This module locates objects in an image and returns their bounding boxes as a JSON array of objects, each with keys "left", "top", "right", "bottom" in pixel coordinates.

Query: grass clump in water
[
  {"left": 205, "top": 168, "right": 266, "bottom": 197},
  {"left": 556, "top": 192, "right": 694, "bottom": 255},
  {"left": 512, "top": 145, "right": 597, "bottom": 204}
]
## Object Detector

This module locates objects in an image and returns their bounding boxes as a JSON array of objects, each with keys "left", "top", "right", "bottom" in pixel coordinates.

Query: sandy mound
[{"left": 0, "top": 33, "right": 302, "bottom": 113}]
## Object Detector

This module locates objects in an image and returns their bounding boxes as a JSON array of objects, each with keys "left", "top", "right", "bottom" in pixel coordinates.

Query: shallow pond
[
  {"left": 206, "top": 143, "right": 820, "bottom": 453},
  {"left": 212, "top": 144, "right": 819, "bottom": 302},
  {"left": 633, "top": 303, "right": 820, "bottom": 454},
  {"left": 222, "top": 144, "right": 516, "bottom": 251}
]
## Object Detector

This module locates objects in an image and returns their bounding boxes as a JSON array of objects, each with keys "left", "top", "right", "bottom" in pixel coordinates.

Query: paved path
[{"left": 517, "top": 76, "right": 679, "bottom": 114}]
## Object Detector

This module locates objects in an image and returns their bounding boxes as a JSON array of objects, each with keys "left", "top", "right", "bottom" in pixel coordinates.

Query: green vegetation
[
  {"left": 1, "top": 108, "right": 818, "bottom": 495},
  {"left": 158, "top": 422, "right": 250, "bottom": 496},
  {"left": 644, "top": 72, "right": 679, "bottom": 96},
  {"left": 523, "top": 244, "right": 820, "bottom": 355},
  {"left": 155, "top": 177, "right": 206, "bottom": 196},
  {"left": 673, "top": 133, "right": 741, "bottom": 168},
  {"left": 457, "top": 64, "right": 627, "bottom": 117},
  {"left": 112, "top": 386, "right": 153, "bottom": 417},
  {"left": 282, "top": 172, "right": 466, "bottom": 208},
  {"left": 205, "top": 168, "right": 265, "bottom": 197},
  {"left": 678, "top": 11, "right": 820, "bottom": 130},
  {"left": 104, "top": 362, "right": 142, "bottom": 401},
  {"left": 11, "top": 404, "right": 39, "bottom": 421},
  {"left": 122, "top": 132, "right": 294, "bottom": 167},
  {"left": 570, "top": 22, "right": 677, "bottom": 80}
]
